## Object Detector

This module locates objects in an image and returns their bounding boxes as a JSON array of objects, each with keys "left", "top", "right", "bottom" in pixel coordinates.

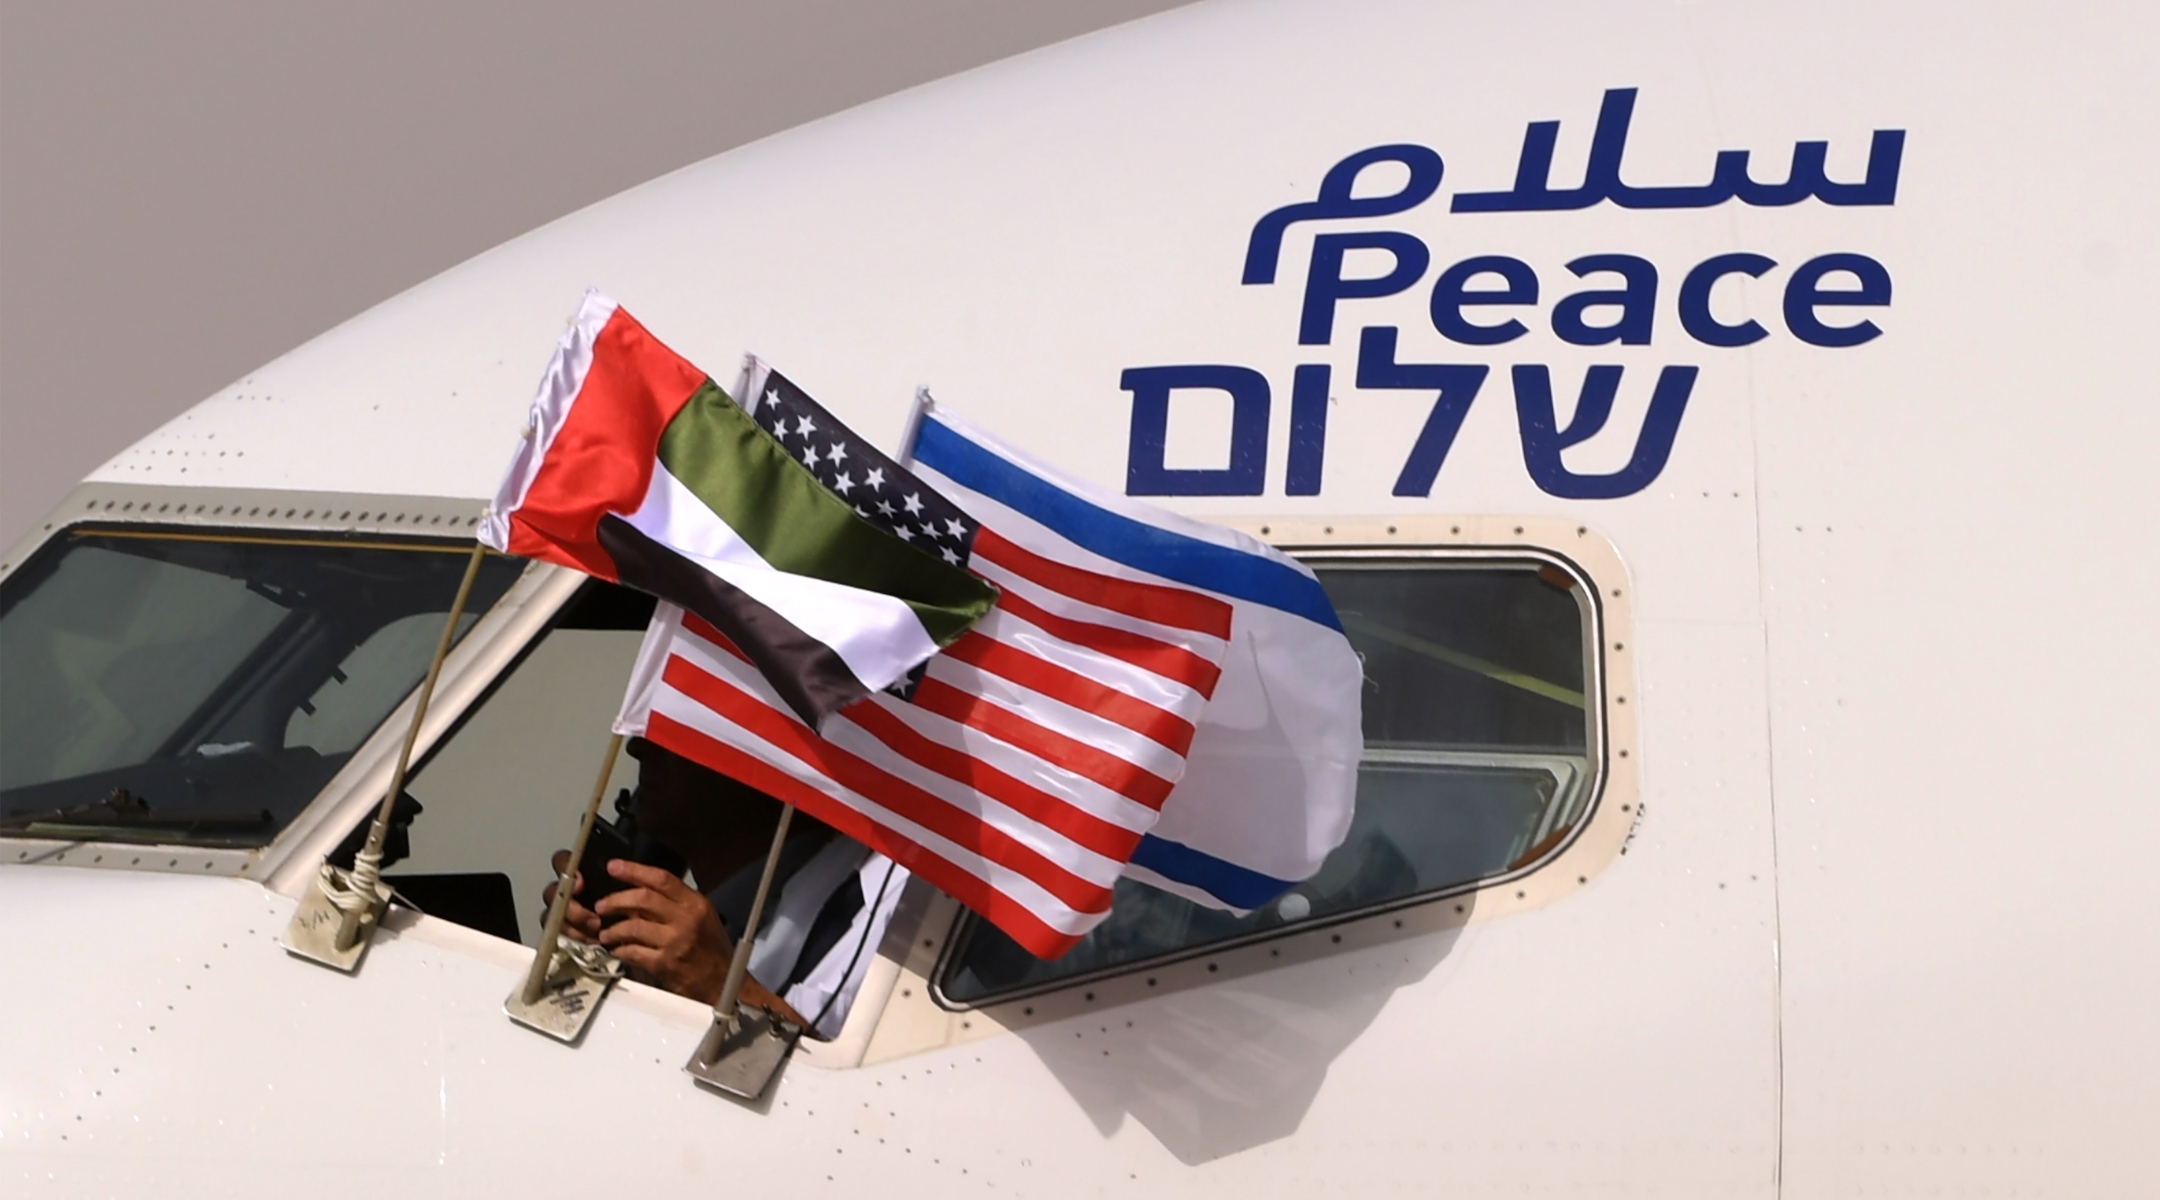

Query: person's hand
[
  {"left": 592, "top": 859, "right": 734, "bottom": 1003},
  {"left": 541, "top": 857, "right": 811, "bottom": 1026},
  {"left": 539, "top": 849, "right": 605, "bottom": 942}
]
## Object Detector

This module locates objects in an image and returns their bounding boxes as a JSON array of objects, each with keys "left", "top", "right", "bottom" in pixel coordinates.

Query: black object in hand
[
  {"left": 575, "top": 786, "right": 691, "bottom": 915},
  {"left": 613, "top": 784, "right": 687, "bottom": 879},
  {"left": 574, "top": 816, "right": 639, "bottom": 908}
]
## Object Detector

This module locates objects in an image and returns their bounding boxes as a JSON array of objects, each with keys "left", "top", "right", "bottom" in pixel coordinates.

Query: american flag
[
  {"left": 748, "top": 366, "right": 977, "bottom": 568},
  {"left": 747, "top": 366, "right": 975, "bottom": 701},
  {"left": 614, "top": 359, "right": 1232, "bottom": 957}
]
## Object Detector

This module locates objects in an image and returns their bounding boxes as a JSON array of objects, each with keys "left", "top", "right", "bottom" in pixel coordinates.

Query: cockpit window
[
  {"left": 0, "top": 527, "right": 522, "bottom": 846},
  {"left": 936, "top": 556, "right": 1598, "bottom": 1004}
]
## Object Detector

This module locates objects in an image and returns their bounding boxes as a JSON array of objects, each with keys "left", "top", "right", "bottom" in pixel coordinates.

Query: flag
[
  {"left": 480, "top": 293, "right": 995, "bottom": 728},
  {"left": 614, "top": 362, "right": 1235, "bottom": 958},
  {"left": 908, "top": 405, "right": 1363, "bottom": 913}
]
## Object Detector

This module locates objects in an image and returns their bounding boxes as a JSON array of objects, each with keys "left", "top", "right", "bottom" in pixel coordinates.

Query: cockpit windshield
[{"left": 0, "top": 527, "right": 523, "bottom": 847}]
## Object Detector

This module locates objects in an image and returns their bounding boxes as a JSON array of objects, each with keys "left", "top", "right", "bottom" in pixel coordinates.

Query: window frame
[
  {"left": 832, "top": 515, "right": 1643, "bottom": 1067},
  {"left": 0, "top": 483, "right": 569, "bottom": 888},
  {"left": 923, "top": 539, "right": 1609, "bottom": 1010}
]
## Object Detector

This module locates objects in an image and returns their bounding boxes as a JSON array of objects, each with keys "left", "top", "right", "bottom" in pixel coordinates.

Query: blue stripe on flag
[
  {"left": 1128, "top": 834, "right": 1295, "bottom": 911},
  {"left": 915, "top": 416, "right": 1341, "bottom": 631}
]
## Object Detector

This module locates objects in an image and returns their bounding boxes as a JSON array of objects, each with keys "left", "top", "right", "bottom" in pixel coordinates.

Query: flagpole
[
  {"left": 711, "top": 801, "right": 795, "bottom": 1030},
  {"left": 895, "top": 387, "right": 933, "bottom": 469},
  {"left": 283, "top": 543, "right": 488, "bottom": 966},
  {"left": 683, "top": 797, "right": 802, "bottom": 1097},
  {"left": 345, "top": 541, "right": 488, "bottom": 928},
  {"left": 520, "top": 733, "right": 624, "bottom": 1005}
]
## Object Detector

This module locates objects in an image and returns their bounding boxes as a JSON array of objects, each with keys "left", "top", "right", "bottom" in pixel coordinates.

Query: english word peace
[{"left": 1123, "top": 89, "right": 1900, "bottom": 501}]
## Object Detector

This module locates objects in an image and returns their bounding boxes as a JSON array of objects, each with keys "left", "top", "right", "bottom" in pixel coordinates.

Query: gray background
[{"left": 0, "top": 0, "right": 1191, "bottom": 545}]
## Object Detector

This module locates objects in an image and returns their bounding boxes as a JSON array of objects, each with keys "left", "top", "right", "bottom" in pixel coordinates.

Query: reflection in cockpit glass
[
  {"left": 939, "top": 559, "right": 1594, "bottom": 1004},
  {"left": 0, "top": 528, "right": 522, "bottom": 846}
]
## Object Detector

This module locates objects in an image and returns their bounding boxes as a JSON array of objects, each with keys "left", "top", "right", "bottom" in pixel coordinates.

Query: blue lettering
[
  {"left": 1806, "top": 132, "right": 1906, "bottom": 206},
  {"left": 1678, "top": 253, "right": 1777, "bottom": 347},
  {"left": 1242, "top": 145, "right": 1445, "bottom": 284},
  {"left": 1300, "top": 231, "right": 1431, "bottom": 346},
  {"left": 1354, "top": 326, "right": 1491, "bottom": 497},
  {"left": 1284, "top": 364, "right": 1331, "bottom": 496},
  {"left": 1429, "top": 255, "right": 1539, "bottom": 345},
  {"left": 1553, "top": 254, "right": 1658, "bottom": 346},
  {"left": 1514, "top": 364, "right": 1698, "bottom": 500},
  {"left": 1453, "top": 87, "right": 1905, "bottom": 213},
  {"left": 1784, "top": 253, "right": 1891, "bottom": 347},
  {"left": 1123, "top": 365, "right": 1271, "bottom": 496}
]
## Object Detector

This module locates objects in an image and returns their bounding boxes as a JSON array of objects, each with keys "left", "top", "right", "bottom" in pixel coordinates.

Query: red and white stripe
[{"left": 617, "top": 526, "right": 1231, "bottom": 958}]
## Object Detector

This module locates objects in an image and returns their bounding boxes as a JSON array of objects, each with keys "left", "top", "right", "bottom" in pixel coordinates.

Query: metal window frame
[
  {"left": 922, "top": 540, "right": 1605, "bottom": 1009},
  {"left": 834, "top": 514, "right": 1643, "bottom": 1069},
  {"left": 0, "top": 482, "right": 578, "bottom": 892}
]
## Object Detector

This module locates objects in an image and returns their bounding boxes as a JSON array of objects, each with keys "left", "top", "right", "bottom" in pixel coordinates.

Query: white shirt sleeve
[{"left": 783, "top": 854, "right": 909, "bottom": 1039}]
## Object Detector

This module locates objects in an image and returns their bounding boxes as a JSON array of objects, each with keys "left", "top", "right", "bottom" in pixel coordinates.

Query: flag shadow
[{"left": 1015, "top": 917, "right": 1464, "bottom": 1165}]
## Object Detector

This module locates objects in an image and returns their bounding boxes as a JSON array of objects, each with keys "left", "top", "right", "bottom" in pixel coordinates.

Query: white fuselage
[{"left": 3, "top": 1, "right": 2156, "bottom": 1196}]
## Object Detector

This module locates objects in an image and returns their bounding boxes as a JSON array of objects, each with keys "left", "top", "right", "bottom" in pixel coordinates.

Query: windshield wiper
[{"left": 0, "top": 787, "right": 272, "bottom": 837}]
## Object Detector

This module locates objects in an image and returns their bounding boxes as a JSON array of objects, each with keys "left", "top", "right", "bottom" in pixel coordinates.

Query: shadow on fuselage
[{"left": 1015, "top": 920, "right": 1462, "bottom": 1165}]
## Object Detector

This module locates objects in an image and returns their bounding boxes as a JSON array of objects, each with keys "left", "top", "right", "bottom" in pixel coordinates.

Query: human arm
[{"left": 591, "top": 859, "right": 810, "bottom": 1026}]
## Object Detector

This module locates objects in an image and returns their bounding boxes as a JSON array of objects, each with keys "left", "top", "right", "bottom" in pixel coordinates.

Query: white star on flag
[
  {"left": 793, "top": 414, "right": 816, "bottom": 437},
  {"left": 902, "top": 492, "right": 924, "bottom": 515},
  {"left": 834, "top": 472, "right": 855, "bottom": 495},
  {"left": 864, "top": 467, "right": 885, "bottom": 489}
]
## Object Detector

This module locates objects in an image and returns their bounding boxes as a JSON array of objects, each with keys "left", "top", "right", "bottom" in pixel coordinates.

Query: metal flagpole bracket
[
  {"left": 685, "top": 1004, "right": 802, "bottom": 1100},
  {"left": 281, "top": 859, "right": 394, "bottom": 971},
  {"left": 506, "top": 733, "right": 628, "bottom": 1043},
  {"left": 505, "top": 938, "right": 626, "bottom": 1042},
  {"left": 284, "top": 543, "right": 489, "bottom": 972},
  {"left": 684, "top": 800, "right": 799, "bottom": 1099}
]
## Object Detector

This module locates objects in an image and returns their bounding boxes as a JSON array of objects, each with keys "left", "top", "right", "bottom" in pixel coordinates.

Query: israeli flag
[{"left": 907, "top": 400, "right": 1362, "bottom": 913}]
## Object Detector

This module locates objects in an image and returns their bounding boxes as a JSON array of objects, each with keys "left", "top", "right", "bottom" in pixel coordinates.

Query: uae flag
[
  {"left": 480, "top": 293, "right": 996, "bottom": 728},
  {"left": 614, "top": 362, "right": 1235, "bottom": 958}
]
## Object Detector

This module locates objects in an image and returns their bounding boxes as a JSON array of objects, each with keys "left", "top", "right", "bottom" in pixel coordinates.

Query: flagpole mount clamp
[
  {"left": 504, "top": 939, "right": 626, "bottom": 1043},
  {"left": 281, "top": 861, "right": 392, "bottom": 972},
  {"left": 684, "top": 1004, "right": 801, "bottom": 1100}
]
